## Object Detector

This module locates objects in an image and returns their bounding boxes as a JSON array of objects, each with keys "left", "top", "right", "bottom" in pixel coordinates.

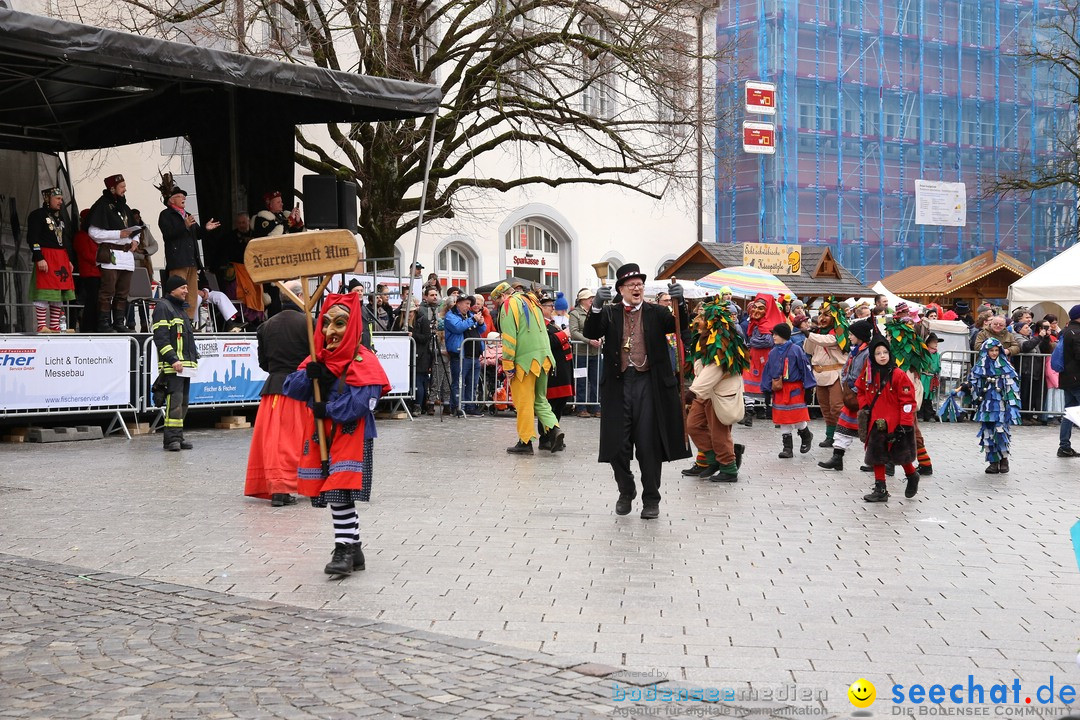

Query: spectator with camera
[{"left": 443, "top": 292, "right": 486, "bottom": 418}]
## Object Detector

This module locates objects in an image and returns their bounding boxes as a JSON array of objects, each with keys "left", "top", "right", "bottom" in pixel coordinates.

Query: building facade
[{"left": 715, "top": 0, "right": 1075, "bottom": 283}]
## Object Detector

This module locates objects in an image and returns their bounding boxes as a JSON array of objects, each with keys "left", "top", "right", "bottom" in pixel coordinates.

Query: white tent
[
  {"left": 1008, "top": 243, "right": 1080, "bottom": 313},
  {"left": 858, "top": 281, "right": 923, "bottom": 313}
]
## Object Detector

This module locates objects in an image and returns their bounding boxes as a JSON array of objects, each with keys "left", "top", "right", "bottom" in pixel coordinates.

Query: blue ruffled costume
[{"left": 966, "top": 338, "right": 1021, "bottom": 462}]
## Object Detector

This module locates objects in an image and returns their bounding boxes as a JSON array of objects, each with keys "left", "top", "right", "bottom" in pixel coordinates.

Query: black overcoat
[{"left": 583, "top": 301, "right": 692, "bottom": 463}]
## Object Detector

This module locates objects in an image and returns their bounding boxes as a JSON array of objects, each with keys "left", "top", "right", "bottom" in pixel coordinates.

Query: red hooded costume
[{"left": 742, "top": 293, "right": 787, "bottom": 395}]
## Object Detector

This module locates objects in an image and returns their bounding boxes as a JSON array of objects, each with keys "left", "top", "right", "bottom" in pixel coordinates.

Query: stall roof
[
  {"left": 0, "top": 9, "right": 442, "bottom": 152},
  {"left": 880, "top": 251, "right": 1032, "bottom": 298},
  {"left": 656, "top": 242, "right": 874, "bottom": 299}
]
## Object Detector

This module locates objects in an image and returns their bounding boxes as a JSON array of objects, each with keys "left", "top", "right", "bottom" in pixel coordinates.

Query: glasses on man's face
[{"left": 623, "top": 282, "right": 644, "bottom": 290}]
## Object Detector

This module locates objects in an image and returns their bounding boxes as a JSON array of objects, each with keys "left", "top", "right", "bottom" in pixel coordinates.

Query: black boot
[
  {"left": 682, "top": 462, "right": 710, "bottom": 476},
  {"left": 778, "top": 434, "right": 794, "bottom": 459},
  {"left": 538, "top": 429, "right": 552, "bottom": 451},
  {"left": 863, "top": 481, "right": 889, "bottom": 503},
  {"left": 918, "top": 464, "right": 933, "bottom": 476},
  {"left": 734, "top": 444, "right": 745, "bottom": 469},
  {"left": 997, "top": 457, "right": 1009, "bottom": 474},
  {"left": 798, "top": 427, "right": 814, "bottom": 453},
  {"left": 548, "top": 428, "right": 565, "bottom": 453},
  {"left": 818, "top": 448, "right": 844, "bottom": 471},
  {"left": 738, "top": 413, "right": 753, "bottom": 428},
  {"left": 985, "top": 461, "right": 1000, "bottom": 474},
  {"left": 507, "top": 440, "right": 534, "bottom": 455},
  {"left": 111, "top": 303, "right": 128, "bottom": 333},
  {"left": 351, "top": 543, "right": 366, "bottom": 571},
  {"left": 904, "top": 469, "right": 921, "bottom": 498},
  {"left": 324, "top": 543, "right": 354, "bottom": 575},
  {"left": 98, "top": 311, "right": 115, "bottom": 333}
]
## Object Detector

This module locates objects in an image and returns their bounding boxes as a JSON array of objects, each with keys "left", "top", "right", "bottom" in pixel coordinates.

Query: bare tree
[
  {"left": 989, "top": 0, "right": 1079, "bottom": 202},
  {"left": 59, "top": 0, "right": 730, "bottom": 258}
]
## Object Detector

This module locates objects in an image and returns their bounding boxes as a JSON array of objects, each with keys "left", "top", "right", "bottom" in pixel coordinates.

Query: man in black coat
[
  {"left": 1058, "top": 304, "right": 1080, "bottom": 457},
  {"left": 583, "top": 263, "right": 691, "bottom": 519},
  {"left": 412, "top": 286, "right": 439, "bottom": 414},
  {"left": 157, "top": 177, "right": 220, "bottom": 321}
]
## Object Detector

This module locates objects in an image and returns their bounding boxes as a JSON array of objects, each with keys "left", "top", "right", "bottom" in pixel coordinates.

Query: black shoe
[
  {"left": 165, "top": 441, "right": 181, "bottom": 452},
  {"left": 738, "top": 415, "right": 753, "bottom": 428},
  {"left": 734, "top": 444, "right": 745, "bottom": 469},
  {"left": 351, "top": 543, "right": 366, "bottom": 571},
  {"left": 818, "top": 448, "right": 844, "bottom": 471},
  {"left": 180, "top": 441, "right": 194, "bottom": 450},
  {"left": 111, "top": 323, "right": 128, "bottom": 333},
  {"left": 324, "top": 543, "right": 354, "bottom": 575},
  {"left": 918, "top": 465, "right": 933, "bottom": 476},
  {"left": 885, "top": 464, "right": 895, "bottom": 477},
  {"left": 682, "top": 463, "right": 709, "bottom": 476},
  {"left": 798, "top": 427, "right": 814, "bottom": 453},
  {"left": 985, "top": 461, "right": 1000, "bottom": 474},
  {"left": 998, "top": 457, "right": 1009, "bottom": 474},
  {"left": 615, "top": 495, "right": 633, "bottom": 515},
  {"left": 818, "top": 437, "right": 834, "bottom": 448},
  {"left": 778, "top": 434, "right": 793, "bottom": 459},
  {"left": 538, "top": 433, "right": 552, "bottom": 451},
  {"left": 1058, "top": 446, "right": 1079, "bottom": 458},
  {"left": 863, "top": 482, "right": 889, "bottom": 503},
  {"left": 755, "top": 405, "right": 767, "bottom": 419},
  {"left": 271, "top": 493, "right": 297, "bottom": 507},
  {"left": 548, "top": 429, "right": 565, "bottom": 453},
  {"left": 904, "top": 470, "right": 920, "bottom": 498},
  {"left": 507, "top": 440, "right": 534, "bottom": 455},
  {"left": 860, "top": 465, "right": 873, "bottom": 472},
  {"left": 706, "top": 464, "right": 739, "bottom": 483},
  {"left": 640, "top": 504, "right": 660, "bottom": 519}
]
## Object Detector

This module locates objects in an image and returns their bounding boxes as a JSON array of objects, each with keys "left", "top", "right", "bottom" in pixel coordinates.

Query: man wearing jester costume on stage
[
  {"left": 959, "top": 338, "right": 1022, "bottom": 474},
  {"left": 26, "top": 187, "right": 75, "bottom": 333},
  {"left": 684, "top": 298, "right": 748, "bottom": 482},
  {"left": 283, "top": 293, "right": 391, "bottom": 577}
]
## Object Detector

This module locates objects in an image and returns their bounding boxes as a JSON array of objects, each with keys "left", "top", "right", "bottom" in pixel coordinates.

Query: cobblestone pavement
[{"left": 1, "top": 411, "right": 1079, "bottom": 716}]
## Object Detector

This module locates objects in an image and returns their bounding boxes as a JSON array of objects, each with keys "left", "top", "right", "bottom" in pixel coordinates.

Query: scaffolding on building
[{"left": 715, "top": 0, "right": 1076, "bottom": 284}]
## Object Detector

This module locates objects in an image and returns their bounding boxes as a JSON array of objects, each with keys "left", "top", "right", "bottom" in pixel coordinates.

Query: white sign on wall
[
  {"left": 0, "top": 336, "right": 131, "bottom": 411},
  {"left": 915, "top": 180, "right": 967, "bottom": 227}
]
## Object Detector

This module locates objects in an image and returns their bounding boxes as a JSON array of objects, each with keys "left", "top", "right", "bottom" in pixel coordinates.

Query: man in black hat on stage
[{"left": 583, "top": 263, "right": 691, "bottom": 519}]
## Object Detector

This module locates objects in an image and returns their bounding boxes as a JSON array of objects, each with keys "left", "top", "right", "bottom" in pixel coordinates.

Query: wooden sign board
[
  {"left": 743, "top": 242, "right": 802, "bottom": 276},
  {"left": 244, "top": 230, "right": 362, "bottom": 283}
]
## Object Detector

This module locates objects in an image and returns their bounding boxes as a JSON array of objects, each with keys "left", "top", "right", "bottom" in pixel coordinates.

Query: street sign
[
  {"left": 742, "top": 121, "right": 776, "bottom": 154},
  {"left": 745, "top": 81, "right": 777, "bottom": 115}
]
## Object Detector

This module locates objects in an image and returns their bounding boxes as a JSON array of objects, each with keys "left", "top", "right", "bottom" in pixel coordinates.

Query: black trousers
[
  {"left": 611, "top": 369, "right": 662, "bottom": 505},
  {"left": 162, "top": 374, "right": 190, "bottom": 445}
]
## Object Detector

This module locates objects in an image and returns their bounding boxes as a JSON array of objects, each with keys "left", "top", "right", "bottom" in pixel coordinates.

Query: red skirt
[
  {"left": 742, "top": 347, "right": 770, "bottom": 395},
  {"left": 771, "top": 381, "right": 810, "bottom": 425},
  {"left": 244, "top": 394, "right": 307, "bottom": 499}
]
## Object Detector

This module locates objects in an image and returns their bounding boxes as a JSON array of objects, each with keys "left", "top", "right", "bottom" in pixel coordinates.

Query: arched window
[
  {"left": 656, "top": 258, "right": 676, "bottom": 277},
  {"left": 438, "top": 245, "right": 472, "bottom": 289},
  {"left": 504, "top": 223, "right": 561, "bottom": 290}
]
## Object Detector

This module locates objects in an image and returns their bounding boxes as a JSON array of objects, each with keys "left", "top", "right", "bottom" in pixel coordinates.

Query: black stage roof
[{"left": 0, "top": 8, "right": 442, "bottom": 152}]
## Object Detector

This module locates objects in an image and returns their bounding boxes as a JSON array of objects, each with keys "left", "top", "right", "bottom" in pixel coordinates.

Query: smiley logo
[{"left": 848, "top": 678, "right": 876, "bottom": 708}]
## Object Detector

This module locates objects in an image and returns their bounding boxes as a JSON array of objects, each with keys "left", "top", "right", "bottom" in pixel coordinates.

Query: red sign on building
[
  {"left": 745, "top": 81, "right": 777, "bottom": 115},
  {"left": 742, "top": 122, "right": 776, "bottom": 154}
]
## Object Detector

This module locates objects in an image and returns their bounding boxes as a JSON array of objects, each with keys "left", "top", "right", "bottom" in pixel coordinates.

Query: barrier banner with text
[
  {"left": 372, "top": 333, "right": 413, "bottom": 397},
  {"left": 149, "top": 337, "right": 268, "bottom": 407},
  {"left": 0, "top": 336, "right": 131, "bottom": 411}
]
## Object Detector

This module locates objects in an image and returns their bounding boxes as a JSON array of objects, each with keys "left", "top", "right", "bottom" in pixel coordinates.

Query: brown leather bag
[
  {"left": 842, "top": 386, "right": 859, "bottom": 411},
  {"left": 771, "top": 377, "right": 784, "bottom": 393}
]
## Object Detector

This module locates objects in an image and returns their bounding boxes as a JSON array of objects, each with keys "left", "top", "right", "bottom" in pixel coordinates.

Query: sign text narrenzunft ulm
[{"left": 244, "top": 229, "right": 362, "bottom": 283}]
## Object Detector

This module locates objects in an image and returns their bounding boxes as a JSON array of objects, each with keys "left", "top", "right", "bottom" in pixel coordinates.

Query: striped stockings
[
  {"left": 329, "top": 503, "right": 360, "bottom": 544},
  {"left": 33, "top": 302, "right": 63, "bottom": 331}
]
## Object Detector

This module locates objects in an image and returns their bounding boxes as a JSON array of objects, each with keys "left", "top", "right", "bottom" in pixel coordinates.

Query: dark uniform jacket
[
  {"left": 152, "top": 294, "right": 200, "bottom": 373},
  {"left": 158, "top": 206, "right": 205, "bottom": 271},
  {"left": 256, "top": 303, "right": 310, "bottom": 396},
  {"left": 1060, "top": 320, "right": 1080, "bottom": 391},
  {"left": 583, "top": 301, "right": 691, "bottom": 464}
]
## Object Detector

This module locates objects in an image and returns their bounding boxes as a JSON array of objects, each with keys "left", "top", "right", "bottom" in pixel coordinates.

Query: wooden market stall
[{"left": 879, "top": 250, "right": 1032, "bottom": 315}]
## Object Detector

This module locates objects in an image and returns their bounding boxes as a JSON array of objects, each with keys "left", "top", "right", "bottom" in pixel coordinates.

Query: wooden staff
[{"left": 671, "top": 278, "right": 689, "bottom": 449}]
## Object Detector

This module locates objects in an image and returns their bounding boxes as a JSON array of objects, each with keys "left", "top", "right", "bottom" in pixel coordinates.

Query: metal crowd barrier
[
  {"left": 448, "top": 337, "right": 602, "bottom": 415},
  {"left": 930, "top": 349, "right": 1064, "bottom": 419},
  {"left": 0, "top": 333, "right": 142, "bottom": 438}
]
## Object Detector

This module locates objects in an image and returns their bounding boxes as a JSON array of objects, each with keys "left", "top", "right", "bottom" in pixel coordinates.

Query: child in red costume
[
  {"left": 855, "top": 336, "right": 921, "bottom": 503},
  {"left": 284, "top": 292, "right": 391, "bottom": 576}
]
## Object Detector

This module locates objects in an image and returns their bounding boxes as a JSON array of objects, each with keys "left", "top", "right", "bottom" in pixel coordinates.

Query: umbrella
[{"left": 695, "top": 265, "right": 794, "bottom": 299}]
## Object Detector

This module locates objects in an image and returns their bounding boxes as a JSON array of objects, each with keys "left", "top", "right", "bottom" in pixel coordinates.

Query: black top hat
[
  {"left": 615, "top": 263, "right": 647, "bottom": 288},
  {"left": 954, "top": 300, "right": 970, "bottom": 313}
]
